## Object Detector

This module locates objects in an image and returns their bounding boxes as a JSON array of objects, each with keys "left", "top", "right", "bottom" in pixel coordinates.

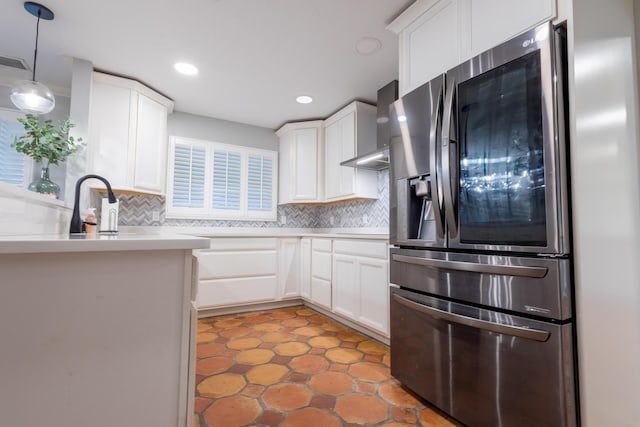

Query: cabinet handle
[{"left": 391, "top": 254, "right": 548, "bottom": 278}]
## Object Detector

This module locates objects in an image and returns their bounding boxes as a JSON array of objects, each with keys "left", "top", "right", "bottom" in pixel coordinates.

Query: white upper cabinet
[
  {"left": 88, "top": 72, "right": 174, "bottom": 194},
  {"left": 324, "top": 102, "right": 378, "bottom": 202},
  {"left": 277, "top": 121, "right": 323, "bottom": 204},
  {"left": 388, "top": 0, "right": 557, "bottom": 96},
  {"left": 467, "top": 0, "right": 555, "bottom": 58},
  {"left": 391, "top": 0, "right": 462, "bottom": 96}
]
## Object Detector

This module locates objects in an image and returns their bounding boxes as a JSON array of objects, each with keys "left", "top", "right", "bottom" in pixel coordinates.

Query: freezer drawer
[
  {"left": 390, "top": 247, "right": 572, "bottom": 321},
  {"left": 390, "top": 287, "right": 576, "bottom": 427}
]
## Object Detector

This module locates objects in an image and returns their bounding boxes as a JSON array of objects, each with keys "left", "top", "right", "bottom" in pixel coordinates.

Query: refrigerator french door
[
  {"left": 387, "top": 22, "right": 577, "bottom": 427},
  {"left": 390, "top": 21, "right": 570, "bottom": 255}
]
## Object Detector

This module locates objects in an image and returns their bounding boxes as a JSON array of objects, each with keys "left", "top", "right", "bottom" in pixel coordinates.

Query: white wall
[
  {"left": 168, "top": 111, "right": 278, "bottom": 151},
  {"left": 569, "top": 0, "right": 640, "bottom": 425}
]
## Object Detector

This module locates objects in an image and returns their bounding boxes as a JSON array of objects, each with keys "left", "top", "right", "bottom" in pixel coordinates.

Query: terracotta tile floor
[{"left": 194, "top": 305, "right": 461, "bottom": 427}]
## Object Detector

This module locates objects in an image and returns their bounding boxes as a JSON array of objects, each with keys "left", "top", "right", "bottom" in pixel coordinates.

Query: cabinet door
[
  {"left": 332, "top": 254, "right": 359, "bottom": 319},
  {"left": 311, "top": 277, "right": 332, "bottom": 310},
  {"left": 324, "top": 121, "right": 341, "bottom": 200},
  {"left": 300, "top": 238, "right": 311, "bottom": 299},
  {"left": 278, "top": 131, "right": 292, "bottom": 204},
  {"left": 399, "top": 0, "right": 460, "bottom": 95},
  {"left": 325, "top": 113, "right": 356, "bottom": 200},
  {"left": 468, "top": 0, "right": 555, "bottom": 58},
  {"left": 338, "top": 112, "right": 356, "bottom": 197},
  {"left": 357, "top": 258, "right": 389, "bottom": 334},
  {"left": 133, "top": 94, "right": 168, "bottom": 193},
  {"left": 279, "top": 238, "right": 300, "bottom": 299},
  {"left": 292, "top": 128, "right": 318, "bottom": 200},
  {"left": 89, "top": 81, "right": 132, "bottom": 188}
]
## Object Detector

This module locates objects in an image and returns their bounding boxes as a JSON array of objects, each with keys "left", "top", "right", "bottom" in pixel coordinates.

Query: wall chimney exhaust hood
[{"left": 341, "top": 80, "right": 398, "bottom": 170}]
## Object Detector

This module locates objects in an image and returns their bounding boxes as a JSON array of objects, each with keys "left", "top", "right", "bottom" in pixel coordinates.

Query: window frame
[
  {"left": 166, "top": 136, "right": 278, "bottom": 221},
  {"left": 0, "top": 108, "right": 33, "bottom": 189}
]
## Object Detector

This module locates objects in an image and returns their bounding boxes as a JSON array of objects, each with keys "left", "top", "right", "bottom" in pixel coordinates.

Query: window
[
  {"left": 167, "top": 136, "right": 277, "bottom": 220},
  {"left": 0, "top": 109, "right": 32, "bottom": 188}
]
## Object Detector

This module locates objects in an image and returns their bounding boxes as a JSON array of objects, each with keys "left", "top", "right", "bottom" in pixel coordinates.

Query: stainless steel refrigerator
[{"left": 388, "top": 22, "right": 577, "bottom": 427}]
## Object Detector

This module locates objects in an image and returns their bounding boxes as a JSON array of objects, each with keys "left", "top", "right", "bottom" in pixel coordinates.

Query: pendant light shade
[
  {"left": 11, "top": 2, "right": 56, "bottom": 115},
  {"left": 10, "top": 79, "right": 55, "bottom": 114}
]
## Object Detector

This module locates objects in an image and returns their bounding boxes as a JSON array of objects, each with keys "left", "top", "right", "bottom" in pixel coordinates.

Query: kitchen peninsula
[{"left": 0, "top": 233, "right": 208, "bottom": 427}]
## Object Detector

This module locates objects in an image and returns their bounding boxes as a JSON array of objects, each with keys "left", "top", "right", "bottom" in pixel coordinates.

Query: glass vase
[{"left": 28, "top": 166, "right": 60, "bottom": 199}]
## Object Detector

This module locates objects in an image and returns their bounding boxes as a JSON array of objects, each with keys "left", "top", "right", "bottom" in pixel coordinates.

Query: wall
[
  {"left": 168, "top": 111, "right": 278, "bottom": 151},
  {"left": 94, "top": 169, "right": 389, "bottom": 230},
  {"left": 569, "top": 0, "right": 640, "bottom": 425}
]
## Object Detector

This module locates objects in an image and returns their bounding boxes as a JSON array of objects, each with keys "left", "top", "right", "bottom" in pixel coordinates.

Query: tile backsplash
[{"left": 94, "top": 170, "right": 389, "bottom": 229}]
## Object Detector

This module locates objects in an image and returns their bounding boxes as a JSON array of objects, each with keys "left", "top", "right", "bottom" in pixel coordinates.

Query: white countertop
[{"left": 0, "top": 232, "right": 210, "bottom": 254}]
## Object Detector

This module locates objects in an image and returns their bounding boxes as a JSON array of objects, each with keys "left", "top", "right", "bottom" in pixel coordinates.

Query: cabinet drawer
[
  {"left": 198, "top": 250, "right": 277, "bottom": 280},
  {"left": 333, "top": 239, "right": 388, "bottom": 259},
  {"left": 197, "top": 276, "right": 278, "bottom": 309},
  {"left": 312, "top": 251, "right": 332, "bottom": 281},
  {"left": 206, "top": 238, "right": 278, "bottom": 251},
  {"left": 312, "top": 238, "right": 332, "bottom": 252}
]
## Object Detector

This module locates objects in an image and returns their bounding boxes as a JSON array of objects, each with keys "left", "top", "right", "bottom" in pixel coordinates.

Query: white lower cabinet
[
  {"left": 332, "top": 239, "right": 389, "bottom": 335},
  {"left": 196, "top": 238, "right": 278, "bottom": 309},
  {"left": 300, "top": 238, "right": 312, "bottom": 299},
  {"left": 279, "top": 238, "right": 300, "bottom": 299},
  {"left": 310, "top": 239, "right": 332, "bottom": 309},
  {"left": 195, "top": 236, "right": 389, "bottom": 336}
]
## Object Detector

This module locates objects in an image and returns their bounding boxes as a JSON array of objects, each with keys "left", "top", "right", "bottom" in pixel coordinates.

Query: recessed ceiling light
[
  {"left": 356, "top": 37, "right": 382, "bottom": 55},
  {"left": 296, "top": 95, "right": 313, "bottom": 104},
  {"left": 174, "top": 62, "right": 198, "bottom": 76}
]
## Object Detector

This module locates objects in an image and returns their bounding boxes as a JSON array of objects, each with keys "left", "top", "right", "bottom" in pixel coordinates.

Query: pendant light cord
[{"left": 32, "top": 8, "right": 41, "bottom": 81}]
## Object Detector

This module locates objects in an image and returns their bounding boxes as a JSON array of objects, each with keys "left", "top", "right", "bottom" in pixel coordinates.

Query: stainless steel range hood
[{"left": 341, "top": 80, "right": 398, "bottom": 170}]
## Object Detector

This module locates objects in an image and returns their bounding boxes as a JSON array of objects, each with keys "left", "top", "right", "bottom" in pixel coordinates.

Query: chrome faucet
[{"left": 69, "top": 174, "right": 118, "bottom": 234}]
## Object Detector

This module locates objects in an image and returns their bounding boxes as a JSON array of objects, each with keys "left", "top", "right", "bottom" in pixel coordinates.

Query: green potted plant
[{"left": 11, "top": 113, "right": 83, "bottom": 199}]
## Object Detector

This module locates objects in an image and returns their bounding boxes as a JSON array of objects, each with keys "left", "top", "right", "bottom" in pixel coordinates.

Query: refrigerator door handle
[
  {"left": 391, "top": 254, "right": 549, "bottom": 278},
  {"left": 430, "top": 82, "right": 445, "bottom": 239},
  {"left": 441, "top": 78, "right": 458, "bottom": 238},
  {"left": 393, "top": 294, "right": 551, "bottom": 342}
]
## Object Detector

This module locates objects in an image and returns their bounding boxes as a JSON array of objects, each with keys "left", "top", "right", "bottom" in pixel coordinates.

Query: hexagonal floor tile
[
  {"left": 197, "top": 373, "right": 246, "bottom": 398},
  {"left": 203, "top": 395, "right": 260, "bottom": 427},
  {"left": 262, "top": 331, "right": 294, "bottom": 342},
  {"left": 235, "top": 348, "right": 275, "bottom": 365},
  {"left": 335, "top": 394, "right": 388, "bottom": 424},
  {"left": 289, "top": 354, "right": 330, "bottom": 374},
  {"left": 325, "top": 348, "right": 363, "bottom": 364},
  {"left": 357, "top": 340, "right": 388, "bottom": 355},
  {"left": 263, "top": 383, "right": 312, "bottom": 411},
  {"left": 378, "top": 381, "right": 423, "bottom": 408},
  {"left": 227, "top": 337, "right": 262, "bottom": 350},
  {"left": 196, "top": 356, "right": 233, "bottom": 376},
  {"left": 308, "top": 336, "right": 340, "bottom": 349},
  {"left": 274, "top": 342, "right": 311, "bottom": 356},
  {"left": 253, "top": 323, "right": 282, "bottom": 332},
  {"left": 246, "top": 363, "right": 290, "bottom": 386},
  {"left": 308, "top": 371, "right": 354, "bottom": 395},
  {"left": 282, "top": 407, "right": 342, "bottom": 427},
  {"left": 348, "top": 361, "right": 389, "bottom": 381}
]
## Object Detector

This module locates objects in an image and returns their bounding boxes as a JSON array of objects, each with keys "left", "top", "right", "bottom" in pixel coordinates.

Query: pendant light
[{"left": 10, "top": 2, "right": 56, "bottom": 115}]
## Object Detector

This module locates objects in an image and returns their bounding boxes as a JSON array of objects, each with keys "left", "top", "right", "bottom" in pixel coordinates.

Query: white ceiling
[{"left": 0, "top": 0, "right": 412, "bottom": 129}]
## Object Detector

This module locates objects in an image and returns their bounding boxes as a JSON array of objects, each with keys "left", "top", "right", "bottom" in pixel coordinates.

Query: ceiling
[{"left": 0, "top": 0, "right": 412, "bottom": 129}]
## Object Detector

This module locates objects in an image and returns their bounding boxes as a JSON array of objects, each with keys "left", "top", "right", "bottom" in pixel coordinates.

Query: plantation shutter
[
  {"left": 247, "top": 154, "right": 273, "bottom": 212},
  {"left": 212, "top": 149, "right": 241, "bottom": 211},
  {"left": 171, "top": 143, "right": 206, "bottom": 208},
  {"left": 0, "top": 119, "right": 28, "bottom": 187}
]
